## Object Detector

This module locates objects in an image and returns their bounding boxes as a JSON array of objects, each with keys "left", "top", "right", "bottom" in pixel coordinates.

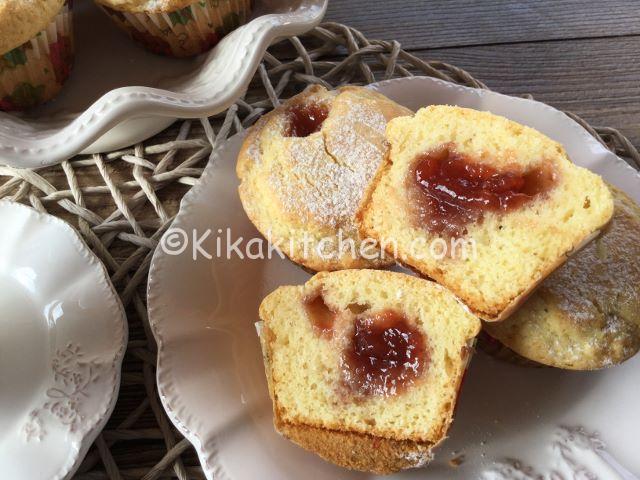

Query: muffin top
[
  {"left": 0, "top": 0, "right": 65, "bottom": 54},
  {"left": 236, "top": 85, "right": 412, "bottom": 271},
  {"left": 94, "top": 0, "right": 198, "bottom": 13},
  {"left": 485, "top": 185, "right": 640, "bottom": 369}
]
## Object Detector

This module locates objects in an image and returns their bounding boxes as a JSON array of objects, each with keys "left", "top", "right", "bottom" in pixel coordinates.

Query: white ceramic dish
[
  {"left": 147, "top": 77, "right": 640, "bottom": 480},
  {"left": 0, "top": 201, "right": 128, "bottom": 480},
  {"left": 0, "top": 0, "right": 327, "bottom": 169}
]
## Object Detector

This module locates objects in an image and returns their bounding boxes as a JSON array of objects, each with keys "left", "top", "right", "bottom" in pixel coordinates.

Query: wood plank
[
  {"left": 410, "top": 35, "right": 640, "bottom": 149},
  {"left": 325, "top": 0, "right": 640, "bottom": 50},
  {"left": 74, "top": 37, "right": 639, "bottom": 156}
]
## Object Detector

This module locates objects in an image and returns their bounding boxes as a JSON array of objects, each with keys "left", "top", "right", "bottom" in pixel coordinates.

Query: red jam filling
[
  {"left": 342, "top": 310, "right": 428, "bottom": 397},
  {"left": 410, "top": 144, "right": 556, "bottom": 237},
  {"left": 304, "top": 293, "right": 337, "bottom": 337},
  {"left": 284, "top": 103, "right": 329, "bottom": 137}
]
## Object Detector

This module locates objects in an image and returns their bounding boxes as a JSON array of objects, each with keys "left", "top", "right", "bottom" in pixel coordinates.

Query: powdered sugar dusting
[
  {"left": 490, "top": 188, "right": 640, "bottom": 367},
  {"left": 273, "top": 95, "right": 390, "bottom": 232},
  {"left": 550, "top": 191, "right": 640, "bottom": 322},
  {"left": 245, "top": 139, "right": 261, "bottom": 165},
  {"left": 404, "top": 449, "right": 434, "bottom": 468}
]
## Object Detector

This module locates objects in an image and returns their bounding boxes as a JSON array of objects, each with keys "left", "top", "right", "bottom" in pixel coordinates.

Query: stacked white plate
[{"left": 0, "top": 0, "right": 327, "bottom": 168}]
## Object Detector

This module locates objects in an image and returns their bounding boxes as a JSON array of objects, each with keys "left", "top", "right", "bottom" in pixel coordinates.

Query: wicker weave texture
[{"left": 0, "top": 23, "right": 638, "bottom": 480}]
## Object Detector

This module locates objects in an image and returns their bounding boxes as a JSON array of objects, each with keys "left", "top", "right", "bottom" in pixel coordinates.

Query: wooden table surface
[{"left": 324, "top": 0, "right": 640, "bottom": 148}]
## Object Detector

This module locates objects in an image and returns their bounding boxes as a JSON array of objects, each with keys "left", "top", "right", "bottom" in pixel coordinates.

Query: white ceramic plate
[
  {"left": 147, "top": 77, "right": 640, "bottom": 480},
  {"left": 0, "top": 0, "right": 327, "bottom": 169},
  {"left": 0, "top": 201, "right": 127, "bottom": 480}
]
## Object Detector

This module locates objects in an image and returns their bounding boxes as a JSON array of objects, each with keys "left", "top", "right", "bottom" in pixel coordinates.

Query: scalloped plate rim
[
  {"left": 0, "top": 0, "right": 328, "bottom": 169},
  {"left": 0, "top": 200, "right": 128, "bottom": 480},
  {"left": 147, "top": 76, "right": 640, "bottom": 480}
]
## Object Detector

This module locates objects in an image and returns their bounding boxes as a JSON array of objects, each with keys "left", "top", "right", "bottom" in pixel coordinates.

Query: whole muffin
[
  {"left": 484, "top": 186, "right": 640, "bottom": 370},
  {"left": 95, "top": 0, "right": 252, "bottom": 57},
  {"left": 236, "top": 85, "right": 413, "bottom": 272},
  {"left": 0, "top": 0, "right": 75, "bottom": 111}
]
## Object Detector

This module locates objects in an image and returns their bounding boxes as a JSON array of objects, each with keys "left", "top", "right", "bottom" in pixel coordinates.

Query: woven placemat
[{"left": 1, "top": 22, "right": 639, "bottom": 480}]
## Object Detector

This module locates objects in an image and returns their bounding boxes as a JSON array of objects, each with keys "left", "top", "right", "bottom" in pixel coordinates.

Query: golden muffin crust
[
  {"left": 485, "top": 186, "right": 640, "bottom": 370},
  {"left": 94, "top": 0, "right": 199, "bottom": 13},
  {"left": 0, "top": 0, "right": 64, "bottom": 54},
  {"left": 237, "top": 85, "right": 412, "bottom": 271},
  {"left": 277, "top": 421, "right": 434, "bottom": 475}
]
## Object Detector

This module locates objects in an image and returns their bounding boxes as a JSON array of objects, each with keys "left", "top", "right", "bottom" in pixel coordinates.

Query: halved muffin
[
  {"left": 258, "top": 269, "right": 480, "bottom": 474},
  {"left": 484, "top": 186, "right": 640, "bottom": 370},
  {"left": 237, "top": 85, "right": 412, "bottom": 271},
  {"left": 358, "top": 106, "right": 614, "bottom": 321}
]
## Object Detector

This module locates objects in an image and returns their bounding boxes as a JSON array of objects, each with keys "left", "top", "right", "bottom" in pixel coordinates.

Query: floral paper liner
[
  {"left": 100, "top": 0, "right": 253, "bottom": 57},
  {"left": 0, "top": 1, "right": 74, "bottom": 111}
]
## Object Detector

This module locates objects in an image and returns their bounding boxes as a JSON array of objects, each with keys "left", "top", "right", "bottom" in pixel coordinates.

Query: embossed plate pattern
[
  {"left": 148, "top": 77, "right": 640, "bottom": 479},
  {"left": 0, "top": 201, "right": 128, "bottom": 480}
]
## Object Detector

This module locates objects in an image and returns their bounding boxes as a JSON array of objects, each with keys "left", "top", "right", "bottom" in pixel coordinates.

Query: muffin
[
  {"left": 0, "top": 0, "right": 74, "bottom": 111},
  {"left": 237, "top": 85, "right": 413, "bottom": 272},
  {"left": 475, "top": 330, "right": 545, "bottom": 368},
  {"left": 258, "top": 270, "right": 480, "bottom": 474},
  {"left": 483, "top": 186, "right": 640, "bottom": 370},
  {"left": 358, "top": 106, "right": 614, "bottom": 321},
  {"left": 95, "top": 0, "right": 252, "bottom": 57}
]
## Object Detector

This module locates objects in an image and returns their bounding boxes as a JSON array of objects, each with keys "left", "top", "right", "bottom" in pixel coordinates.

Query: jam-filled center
[
  {"left": 304, "top": 293, "right": 337, "bottom": 337},
  {"left": 410, "top": 144, "right": 556, "bottom": 237},
  {"left": 284, "top": 102, "right": 329, "bottom": 138},
  {"left": 342, "top": 310, "right": 428, "bottom": 397}
]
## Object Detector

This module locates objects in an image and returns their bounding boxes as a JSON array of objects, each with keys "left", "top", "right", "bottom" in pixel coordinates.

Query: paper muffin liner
[
  {"left": 99, "top": 0, "right": 253, "bottom": 58},
  {"left": 0, "top": 1, "right": 74, "bottom": 112},
  {"left": 476, "top": 330, "right": 547, "bottom": 368}
]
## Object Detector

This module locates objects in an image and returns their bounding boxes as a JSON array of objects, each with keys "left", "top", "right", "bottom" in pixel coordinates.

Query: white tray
[
  {"left": 147, "top": 76, "right": 640, "bottom": 480},
  {"left": 0, "top": 0, "right": 327, "bottom": 169}
]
